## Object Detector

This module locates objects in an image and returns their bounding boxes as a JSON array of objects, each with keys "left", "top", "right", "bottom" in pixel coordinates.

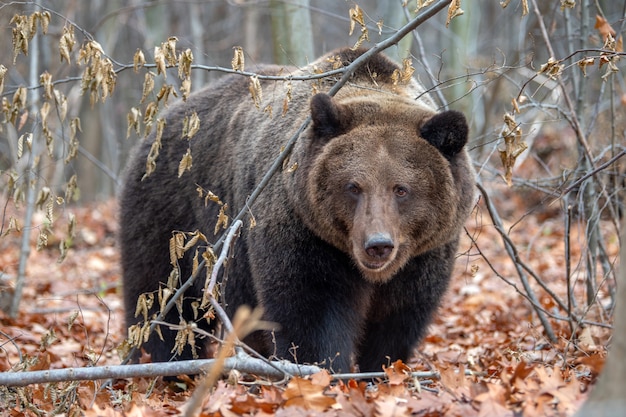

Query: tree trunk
[
  {"left": 269, "top": 0, "right": 313, "bottom": 65},
  {"left": 575, "top": 219, "right": 626, "bottom": 416}
]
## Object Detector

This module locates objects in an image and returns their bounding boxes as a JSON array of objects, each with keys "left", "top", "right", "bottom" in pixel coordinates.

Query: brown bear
[{"left": 119, "top": 47, "right": 475, "bottom": 373}]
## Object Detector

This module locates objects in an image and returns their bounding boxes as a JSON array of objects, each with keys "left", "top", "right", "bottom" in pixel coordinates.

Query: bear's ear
[
  {"left": 420, "top": 110, "right": 468, "bottom": 159},
  {"left": 310, "top": 93, "right": 350, "bottom": 138}
]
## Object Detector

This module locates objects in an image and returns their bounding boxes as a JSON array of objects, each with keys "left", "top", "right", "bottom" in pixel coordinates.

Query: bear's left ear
[
  {"left": 420, "top": 110, "right": 468, "bottom": 159},
  {"left": 310, "top": 93, "right": 351, "bottom": 139}
]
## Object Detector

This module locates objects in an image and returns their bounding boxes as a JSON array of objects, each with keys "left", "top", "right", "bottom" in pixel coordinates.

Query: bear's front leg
[
  {"left": 356, "top": 242, "right": 457, "bottom": 372},
  {"left": 249, "top": 229, "right": 372, "bottom": 373}
]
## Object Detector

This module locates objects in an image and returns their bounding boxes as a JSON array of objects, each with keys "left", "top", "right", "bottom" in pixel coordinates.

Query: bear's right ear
[
  {"left": 310, "top": 93, "right": 350, "bottom": 138},
  {"left": 420, "top": 110, "right": 468, "bottom": 159}
]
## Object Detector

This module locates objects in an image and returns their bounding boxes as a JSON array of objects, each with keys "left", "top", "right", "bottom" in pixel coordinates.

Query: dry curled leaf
[
  {"left": 249, "top": 76, "right": 262, "bottom": 109},
  {"left": 178, "top": 48, "right": 193, "bottom": 80},
  {"left": 178, "top": 148, "right": 193, "bottom": 177},
  {"left": 349, "top": 5, "right": 369, "bottom": 50},
  {"left": 283, "top": 376, "right": 335, "bottom": 411},
  {"left": 446, "top": 0, "right": 464, "bottom": 27},
  {"left": 498, "top": 112, "right": 527, "bottom": 186},
  {"left": 538, "top": 57, "right": 564, "bottom": 79},
  {"left": 416, "top": 0, "right": 436, "bottom": 12},
  {"left": 59, "top": 24, "right": 75, "bottom": 64},
  {"left": 232, "top": 46, "right": 245, "bottom": 72},
  {"left": 0, "top": 65, "right": 7, "bottom": 96},
  {"left": 183, "top": 111, "right": 200, "bottom": 139}
]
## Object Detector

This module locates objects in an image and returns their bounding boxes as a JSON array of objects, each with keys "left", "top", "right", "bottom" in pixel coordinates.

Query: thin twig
[{"left": 477, "top": 182, "right": 557, "bottom": 342}]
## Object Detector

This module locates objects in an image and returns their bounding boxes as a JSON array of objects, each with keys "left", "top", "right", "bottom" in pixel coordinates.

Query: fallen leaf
[{"left": 283, "top": 376, "right": 336, "bottom": 411}]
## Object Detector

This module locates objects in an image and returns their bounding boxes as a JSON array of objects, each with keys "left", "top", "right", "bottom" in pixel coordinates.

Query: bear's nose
[{"left": 364, "top": 233, "right": 394, "bottom": 259}]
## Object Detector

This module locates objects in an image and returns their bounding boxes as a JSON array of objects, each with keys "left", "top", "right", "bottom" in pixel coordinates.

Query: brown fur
[{"left": 120, "top": 48, "right": 475, "bottom": 372}]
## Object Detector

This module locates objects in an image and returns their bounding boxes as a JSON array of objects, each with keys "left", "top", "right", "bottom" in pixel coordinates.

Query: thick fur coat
[{"left": 120, "top": 48, "right": 475, "bottom": 372}]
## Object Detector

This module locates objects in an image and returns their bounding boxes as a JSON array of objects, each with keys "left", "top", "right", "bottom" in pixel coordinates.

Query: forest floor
[{"left": 0, "top": 180, "right": 618, "bottom": 416}]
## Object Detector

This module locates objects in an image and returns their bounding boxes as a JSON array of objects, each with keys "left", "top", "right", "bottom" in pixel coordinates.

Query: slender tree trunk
[
  {"left": 575, "top": 219, "right": 626, "bottom": 416},
  {"left": 269, "top": 0, "right": 313, "bottom": 65},
  {"left": 10, "top": 0, "right": 41, "bottom": 317}
]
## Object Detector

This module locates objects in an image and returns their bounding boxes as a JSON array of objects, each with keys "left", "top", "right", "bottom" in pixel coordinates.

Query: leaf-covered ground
[{"left": 0, "top": 186, "right": 617, "bottom": 416}]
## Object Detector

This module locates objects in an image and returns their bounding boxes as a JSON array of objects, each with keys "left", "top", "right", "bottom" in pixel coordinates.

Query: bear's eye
[
  {"left": 345, "top": 183, "right": 361, "bottom": 196},
  {"left": 394, "top": 185, "right": 409, "bottom": 198}
]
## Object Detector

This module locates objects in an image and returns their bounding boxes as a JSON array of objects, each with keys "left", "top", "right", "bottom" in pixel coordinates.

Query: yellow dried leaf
[
  {"left": 167, "top": 268, "right": 180, "bottom": 290},
  {"left": 70, "top": 117, "right": 82, "bottom": 139},
  {"left": 183, "top": 111, "right": 200, "bottom": 139},
  {"left": 232, "top": 46, "right": 245, "bottom": 72},
  {"left": 156, "top": 84, "right": 176, "bottom": 104},
  {"left": 10, "top": 14, "right": 29, "bottom": 63},
  {"left": 134, "top": 293, "right": 153, "bottom": 321},
  {"left": 286, "top": 162, "right": 299, "bottom": 173},
  {"left": 446, "top": 0, "right": 464, "bottom": 27},
  {"left": 142, "top": 141, "right": 159, "bottom": 180},
  {"left": 164, "top": 37, "right": 178, "bottom": 65},
  {"left": 17, "top": 110, "right": 29, "bottom": 131},
  {"left": 214, "top": 204, "right": 229, "bottom": 235},
  {"left": 46, "top": 198, "right": 54, "bottom": 225},
  {"left": 154, "top": 46, "right": 166, "bottom": 78},
  {"left": 59, "top": 25, "right": 75, "bottom": 64},
  {"left": 36, "top": 186, "right": 50, "bottom": 210},
  {"left": 170, "top": 232, "right": 186, "bottom": 266},
  {"left": 416, "top": 0, "right": 436, "bottom": 11},
  {"left": 3, "top": 216, "right": 20, "bottom": 236},
  {"left": 65, "top": 119, "right": 81, "bottom": 163},
  {"left": 203, "top": 190, "right": 223, "bottom": 206},
  {"left": 64, "top": 174, "right": 78, "bottom": 202},
  {"left": 13, "top": 86, "right": 27, "bottom": 110},
  {"left": 0, "top": 65, "right": 7, "bottom": 96},
  {"left": 249, "top": 76, "right": 262, "bottom": 109},
  {"left": 391, "top": 58, "right": 415, "bottom": 85},
  {"left": 54, "top": 89, "right": 68, "bottom": 122},
  {"left": 181, "top": 78, "right": 192, "bottom": 101},
  {"left": 577, "top": 57, "right": 595, "bottom": 76},
  {"left": 511, "top": 97, "right": 520, "bottom": 114},
  {"left": 560, "top": 0, "right": 575, "bottom": 10},
  {"left": 133, "top": 49, "right": 145, "bottom": 72},
  {"left": 155, "top": 118, "right": 166, "bottom": 145},
  {"left": 40, "top": 101, "right": 50, "bottom": 128},
  {"left": 283, "top": 376, "right": 336, "bottom": 411},
  {"left": 348, "top": 5, "right": 364, "bottom": 36},
  {"left": 349, "top": 5, "right": 369, "bottom": 50},
  {"left": 127, "top": 107, "right": 142, "bottom": 138},
  {"left": 178, "top": 148, "right": 193, "bottom": 177},
  {"left": 40, "top": 72, "right": 53, "bottom": 100},
  {"left": 39, "top": 11, "right": 51, "bottom": 34},
  {"left": 17, "top": 134, "right": 25, "bottom": 159},
  {"left": 192, "top": 249, "right": 200, "bottom": 277},
  {"left": 67, "top": 212, "right": 76, "bottom": 238},
  {"left": 140, "top": 72, "right": 154, "bottom": 104},
  {"left": 143, "top": 102, "right": 159, "bottom": 136},
  {"left": 36, "top": 230, "right": 48, "bottom": 250},
  {"left": 539, "top": 57, "right": 564, "bottom": 79},
  {"left": 159, "top": 287, "right": 172, "bottom": 316},
  {"left": 178, "top": 48, "right": 193, "bottom": 79},
  {"left": 498, "top": 112, "right": 527, "bottom": 186}
]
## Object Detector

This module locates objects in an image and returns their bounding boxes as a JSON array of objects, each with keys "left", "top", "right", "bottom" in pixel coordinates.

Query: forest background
[{"left": 0, "top": 1, "right": 625, "bottom": 416}]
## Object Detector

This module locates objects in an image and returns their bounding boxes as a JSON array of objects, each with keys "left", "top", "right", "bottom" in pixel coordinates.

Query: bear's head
[{"left": 297, "top": 92, "right": 472, "bottom": 283}]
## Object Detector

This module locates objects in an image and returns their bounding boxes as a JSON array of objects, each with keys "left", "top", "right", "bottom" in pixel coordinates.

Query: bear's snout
[{"left": 364, "top": 233, "right": 394, "bottom": 259}]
